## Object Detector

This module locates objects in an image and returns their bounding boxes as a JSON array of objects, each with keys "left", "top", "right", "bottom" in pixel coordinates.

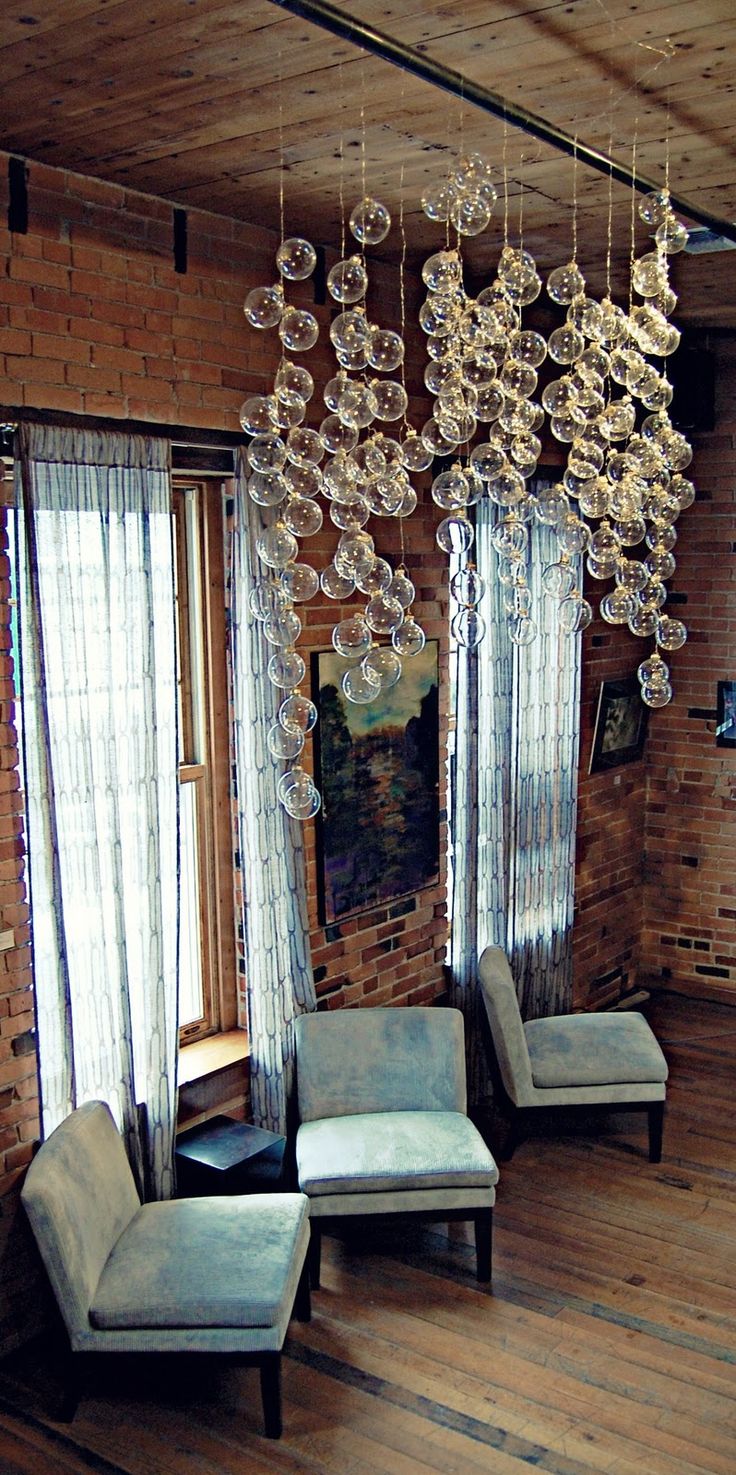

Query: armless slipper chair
[
  {"left": 21, "top": 1100, "right": 311, "bottom": 1438},
  {"left": 294, "top": 1006, "right": 499, "bottom": 1285},
  {"left": 478, "top": 946, "right": 668, "bottom": 1162}
]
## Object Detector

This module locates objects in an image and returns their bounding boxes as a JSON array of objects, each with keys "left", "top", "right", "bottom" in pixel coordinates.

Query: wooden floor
[{"left": 1, "top": 992, "right": 735, "bottom": 1475}]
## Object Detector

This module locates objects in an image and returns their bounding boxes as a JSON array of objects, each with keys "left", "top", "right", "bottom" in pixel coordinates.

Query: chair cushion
[
  {"left": 90, "top": 1193, "right": 309, "bottom": 1331},
  {"left": 524, "top": 1011, "right": 668, "bottom": 1089},
  {"left": 296, "top": 1110, "right": 499, "bottom": 1197}
]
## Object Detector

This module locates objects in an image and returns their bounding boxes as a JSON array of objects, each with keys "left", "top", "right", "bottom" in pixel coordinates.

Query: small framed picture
[
  {"left": 716, "top": 680, "right": 736, "bottom": 748},
  {"left": 589, "top": 676, "right": 649, "bottom": 774}
]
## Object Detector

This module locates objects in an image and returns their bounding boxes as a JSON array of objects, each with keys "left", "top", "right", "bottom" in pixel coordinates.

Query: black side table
[{"left": 175, "top": 1115, "right": 288, "bottom": 1197}]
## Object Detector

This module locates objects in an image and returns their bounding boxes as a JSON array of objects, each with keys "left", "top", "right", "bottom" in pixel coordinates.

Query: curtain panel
[
  {"left": 229, "top": 452, "right": 315, "bottom": 1135},
  {"left": 16, "top": 423, "right": 179, "bottom": 1200}
]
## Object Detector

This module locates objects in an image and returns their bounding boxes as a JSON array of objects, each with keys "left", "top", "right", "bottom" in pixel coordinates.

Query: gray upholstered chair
[
  {"left": 294, "top": 1006, "right": 499, "bottom": 1285},
  {"left": 21, "top": 1100, "right": 311, "bottom": 1438},
  {"left": 478, "top": 946, "right": 668, "bottom": 1161}
]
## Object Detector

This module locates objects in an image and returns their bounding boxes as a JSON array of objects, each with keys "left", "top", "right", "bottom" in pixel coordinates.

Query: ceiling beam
[{"left": 268, "top": 0, "right": 736, "bottom": 246}]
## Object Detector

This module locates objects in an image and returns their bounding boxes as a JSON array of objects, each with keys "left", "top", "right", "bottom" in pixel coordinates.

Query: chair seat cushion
[
  {"left": 524, "top": 1011, "right": 668, "bottom": 1090},
  {"left": 90, "top": 1193, "right": 309, "bottom": 1331},
  {"left": 296, "top": 1110, "right": 499, "bottom": 1197}
]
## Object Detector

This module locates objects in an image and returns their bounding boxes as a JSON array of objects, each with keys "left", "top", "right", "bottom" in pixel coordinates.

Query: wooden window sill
[{"left": 178, "top": 1029, "right": 249, "bottom": 1087}]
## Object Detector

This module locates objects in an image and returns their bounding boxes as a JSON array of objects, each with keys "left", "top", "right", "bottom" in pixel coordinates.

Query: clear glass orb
[
  {"left": 548, "top": 325, "right": 584, "bottom": 364},
  {"left": 450, "top": 565, "right": 485, "bottom": 607},
  {"left": 600, "top": 589, "right": 636, "bottom": 624},
  {"left": 319, "top": 414, "right": 358, "bottom": 456},
  {"left": 273, "top": 396, "right": 306, "bottom": 432},
  {"left": 279, "top": 693, "right": 318, "bottom": 735},
  {"left": 559, "top": 594, "right": 593, "bottom": 633},
  {"left": 323, "top": 371, "right": 350, "bottom": 412},
  {"left": 283, "top": 497, "right": 323, "bottom": 538},
  {"left": 450, "top": 193, "right": 492, "bottom": 236},
  {"left": 422, "top": 249, "right": 463, "bottom": 293},
  {"left": 638, "top": 576, "right": 668, "bottom": 610},
  {"left": 504, "top": 581, "right": 532, "bottom": 616},
  {"left": 239, "top": 394, "right": 277, "bottom": 434},
  {"left": 349, "top": 196, "right": 391, "bottom": 245},
  {"left": 639, "top": 189, "right": 670, "bottom": 226},
  {"left": 641, "top": 680, "right": 672, "bottom": 709},
  {"left": 632, "top": 253, "right": 668, "bottom": 298},
  {"left": 628, "top": 606, "right": 659, "bottom": 637},
  {"left": 547, "top": 261, "right": 586, "bottom": 304},
  {"left": 281, "top": 781, "right": 322, "bottom": 821},
  {"left": 330, "top": 308, "right": 370, "bottom": 356},
  {"left": 615, "top": 515, "right": 647, "bottom": 546},
  {"left": 472, "top": 385, "right": 505, "bottom": 424},
  {"left": 276, "top": 237, "right": 317, "bottom": 281},
  {"left": 646, "top": 522, "right": 677, "bottom": 552},
  {"left": 320, "top": 563, "right": 355, "bottom": 600},
  {"left": 500, "top": 359, "right": 538, "bottom": 399},
  {"left": 284, "top": 462, "right": 322, "bottom": 499},
  {"left": 601, "top": 397, "right": 637, "bottom": 441},
  {"left": 249, "top": 578, "right": 288, "bottom": 621},
  {"left": 335, "top": 529, "right": 375, "bottom": 575},
  {"left": 330, "top": 493, "right": 370, "bottom": 531},
  {"left": 541, "top": 561, "right": 576, "bottom": 598},
  {"left": 276, "top": 764, "right": 311, "bottom": 802},
  {"left": 656, "top": 615, "right": 687, "bottom": 650},
  {"left": 578, "top": 480, "right": 611, "bottom": 519},
  {"left": 335, "top": 342, "right": 369, "bottom": 371},
  {"left": 542, "top": 377, "right": 578, "bottom": 416},
  {"left": 244, "top": 283, "right": 284, "bottom": 329},
  {"left": 277, "top": 306, "right": 318, "bottom": 353},
  {"left": 488, "top": 468, "right": 527, "bottom": 508},
  {"left": 460, "top": 350, "right": 497, "bottom": 388},
  {"left": 646, "top": 549, "right": 676, "bottom": 580},
  {"left": 275, "top": 360, "right": 314, "bottom": 406},
  {"left": 342, "top": 665, "right": 381, "bottom": 704},
  {"left": 256, "top": 522, "right": 299, "bottom": 570},
  {"left": 556, "top": 515, "right": 590, "bottom": 555},
  {"left": 327, "top": 254, "right": 368, "bottom": 303},
  {"left": 385, "top": 572, "right": 413, "bottom": 610},
  {"left": 598, "top": 297, "right": 629, "bottom": 344},
  {"left": 355, "top": 557, "right": 392, "bottom": 597},
  {"left": 419, "top": 292, "right": 463, "bottom": 337},
  {"left": 286, "top": 426, "right": 324, "bottom": 468},
  {"left": 577, "top": 344, "right": 611, "bottom": 381},
  {"left": 362, "top": 646, "right": 402, "bottom": 689},
  {"left": 431, "top": 465, "right": 472, "bottom": 510},
  {"left": 536, "top": 486, "right": 570, "bottom": 525},
  {"left": 506, "top": 613, "right": 536, "bottom": 645},
  {"left": 280, "top": 561, "right": 320, "bottom": 602},
  {"left": 392, "top": 617, "right": 426, "bottom": 656},
  {"left": 365, "top": 592, "right": 404, "bottom": 635},
  {"left": 671, "top": 475, "right": 695, "bottom": 510},
  {"left": 401, "top": 431, "right": 433, "bottom": 472},
  {"left": 468, "top": 442, "right": 503, "bottom": 482},
  {"left": 491, "top": 516, "right": 528, "bottom": 559},
  {"left": 367, "top": 327, "right": 405, "bottom": 373},
  {"left": 263, "top": 608, "right": 302, "bottom": 647},
  {"left": 247, "top": 433, "right": 287, "bottom": 474},
  {"left": 451, "top": 152, "right": 496, "bottom": 195},
  {"left": 638, "top": 653, "right": 669, "bottom": 685},
  {"left": 267, "top": 648, "right": 306, "bottom": 689},
  {"left": 372, "top": 379, "right": 408, "bottom": 421},
  {"left": 615, "top": 557, "right": 649, "bottom": 593},
  {"left": 247, "top": 470, "right": 289, "bottom": 508},
  {"left": 267, "top": 722, "right": 305, "bottom": 760},
  {"left": 664, "top": 432, "right": 693, "bottom": 473},
  {"left": 421, "top": 180, "right": 454, "bottom": 222},
  {"left": 507, "top": 329, "right": 546, "bottom": 368},
  {"left": 434, "top": 515, "right": 473, "bottom": 555},
  {"left": 333, "top": 615, "right": 372, "bottom": 660},
  {"left": 451, "top": 606, "right": 487, "bottom": 647}
]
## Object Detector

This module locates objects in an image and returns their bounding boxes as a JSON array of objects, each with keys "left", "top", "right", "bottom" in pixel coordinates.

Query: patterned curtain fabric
[
  {"left": 449, "top": 490, "right": 582, "bottom": 1101},
  {"left": 229, "top": 452, "right": 315, "bottom": 1135},
  {"left": 16, "top": 423, "right": 179, "bottom": 1200}
]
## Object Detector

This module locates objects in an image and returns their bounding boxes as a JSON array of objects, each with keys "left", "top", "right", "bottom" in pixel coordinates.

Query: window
[{"left": 172, "top": 482, "right": 236, "bottom": 1042}]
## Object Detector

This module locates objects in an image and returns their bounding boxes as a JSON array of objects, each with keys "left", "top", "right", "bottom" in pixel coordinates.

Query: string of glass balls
[{"left": 239, "top": 198, "right": 429, "bottom": 817}]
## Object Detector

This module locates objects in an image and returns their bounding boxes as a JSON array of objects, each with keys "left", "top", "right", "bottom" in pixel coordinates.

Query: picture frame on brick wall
[
  {"left": 716, "top": 680, "right": 736, "bottom": 748},
  {"left": 311, "top": 642, "right": 440, "bottom": 926},
  {"left": 589, "top": 676, "right": 649, "bottom": 774}
]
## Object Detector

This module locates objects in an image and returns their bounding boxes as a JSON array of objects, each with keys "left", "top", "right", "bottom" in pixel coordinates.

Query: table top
[{"left": 175, "top": 1115, "right": 285, "bottom": 1173}]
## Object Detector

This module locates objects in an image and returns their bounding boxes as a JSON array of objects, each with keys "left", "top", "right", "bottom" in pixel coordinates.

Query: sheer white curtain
[
  {"left": 229, "top": 452, "right": 315, "bottom": 1135},
  {"left": 450, "top": 491, "right": 582, "bottom": 1099},
  {"left": 16, "top": 423, "right": 179, "bottom": 1199}
]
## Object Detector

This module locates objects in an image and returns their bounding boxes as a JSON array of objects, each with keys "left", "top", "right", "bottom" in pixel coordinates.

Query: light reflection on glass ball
[
  {"left": 279, "top": 693, "right": 318, "bottom": 734},
  {"left": 451, "top": 606, "right": 486, "bottom": 647},
  {"left": 249, "top": 579, "right": 288, "bottom": 621},
  {"left": 333, "top": 615, "right": 373, "bottom": 660},
  {"left": 276, "top": 237, "right": 317, "bottom": 281},
  {"left": 349, "top": 196, "right": 391, "bottom": 245},
  {"left": 342, "top": 665, "right": 382, "bottom": 704},
  {"left": 267, "top": 649, "right": 306, "bottom": 689},
  {"left": 436, "top": 515, "right": 475, "bottom": 555},
  {"left": 278, "top": 306, "right": 319, "bottom": 352},
  {"left": 244, "top": 284, "right": 284, "bottom": 329},
  {"left": 362, "top": 646, "right": 402, "bottom": 689},
  {"left": 267, "top": 723, "right": 305, "bottom": 760},
  {"left": 327, "top": 255, "right": 368, "bottom": 303},
  {"left": 392, "top": 617, "right": 426, "bottom": 656},
  {"left": 281, "top": 562, "right": 320, "bottom": 602}
]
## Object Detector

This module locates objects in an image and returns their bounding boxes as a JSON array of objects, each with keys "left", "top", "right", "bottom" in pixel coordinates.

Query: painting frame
[
  {"left": 311, "top": 641, "right": 440, "bottom": 926},
  {"left": 589, "top": 676, "right": 649, "bottom": 774},
  {"left": 716, "top": 680, "right": 736, "bottom": 748}
]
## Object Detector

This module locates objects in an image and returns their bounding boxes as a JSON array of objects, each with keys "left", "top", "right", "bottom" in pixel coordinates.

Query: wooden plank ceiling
[{"left": 0, "top": 0, "right": 734, "bottom": 323}]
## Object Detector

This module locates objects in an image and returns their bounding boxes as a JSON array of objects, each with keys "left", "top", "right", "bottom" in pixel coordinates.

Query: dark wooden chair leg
[
  {"left": 259, "top": 1353, "right": 282, "bottom": 1439},
  {"left": 500, "top": 1108, "right": 526, "bottom": 1161},
  {"left": 56, "top": 1349, "right": 83, "bottom": 1422},
  {"left": 293, "top": 1258, "right": 311, "bottom": 1322},
  {"left": 648, "top": 1101, "right": 665, "bottom": 1163},
  {"left": 308, "top": 1222, "right": 322, "bottom": 1289},
  {"left": 474, "top": 1209, "right": 493, "bottom": 1284}
]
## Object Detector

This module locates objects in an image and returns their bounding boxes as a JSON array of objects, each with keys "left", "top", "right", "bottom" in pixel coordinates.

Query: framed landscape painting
[{"left": 311, "top": 642, "right": 440, "bottom": 925}]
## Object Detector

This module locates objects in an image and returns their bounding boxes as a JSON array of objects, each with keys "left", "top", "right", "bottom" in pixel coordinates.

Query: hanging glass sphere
[
  {"left": 275, "top": 360, "right": 314, "bottom": 406},
  {"left": 332, "top": 615, "right": 372, "bottom": 660},
  {"left": 342, "top": 664, "right": 382, "bottom": 704},
  {"left": 280, "top": 561, "right": 320, "bottom": 602},
  {"left": 244, "top": 284, "right": 284, "bottom": 329},
  {"left": 279, "top": 693, "right": 318, "bottom": 734},
  {"left": 286, "top": 426, "right": 324, "bottom": 467},
  {"left": 461, "top": 350, "right": 497, "bottom": 388},
  {"left": 365, "top": 593, "right": 404, "bottom": 635},
  {"left": 422, "top": 250, "right": 463, "bottom": 293},
  {"left": 283, "top": 497, "right": 323, "bottom": 538},
  {"left": 319, "top": 414, "right": 358, "bottom": 455},
  {"left": 548, "top": 325, "right": 585, "bottom": 364},
  {"left": 504, "top": 582, "right": 532, "bottom": 617},
  {"left": 450, "top": 194, "right": 492, "bottom": 236},
  {"left": 578, "top": 479, "right": 611, "bottom": 519},
  {"left": 542, "top": 561, "right": 576, "bottom": 598},
  {"left": 615, "top": 515, "right": 647, "bottom": 547},
  {"left": 249, "top": 578, "right": 288, "bottom": 621},
  {"left": 671, "top": 475, "right": 696, "bottom": 510},
  {"left": 327, "top": 254, "right": 368, "bottom": 303},
  {"left": 256, "top": 522, "right": 299, "bottom": 569},
  {"left": 615, "top": 557, "right": 649, "bottom": 593},
  {"left": 278, "top": 306, "right": 319, "bottom": 352},
  {"left": 639, "top": 189, "right": 671, "bottom": 226},
  {"left": 362, "top": 646, "right": 402, "bottom": 689},
  {"left": 276, "top": 765, "right": 310, "bottom": 803},
  {"left": 421, "top": 180, "right": 454, "bottom": 222},
  {"left": 247, "top": 470, "right": 289, "bottom": 508},
  {"left": 632, "top": 252, "right": 668, "bottom": 298},
  {"left": 239, "top": 395, "right": 277, "bottom": 434},
  {"left": 451, "top": 606, "right": 486, "bottom": 647},
  {"left": 628, "top": 606, "right": 659, "bottom": 637},
  {"left": 388, "top": 571, "right": 415, "bottom": 609},
  {"left": 491, "top": 516, "right": 528, "bottom": 559},
  {"left": 276, "top": 237, "right": 317, "bottom": 281},
  {"left": 542, "top": 377, "right": 578, "bottom": 416},
  {"left": 247, "top": 433, "right": 287, "bottom": 474},
  {"left": 450, "top": 565, "right": 486, "bottom": 606},
  {"left": 500, "top": 359, "right": 537, "bottom": 399},
  {"left": 473, "top": 385, "right": 506, "bottom": 423},
  {"left": 267, "top": 648, "right": 306, "bottom": 690},
  {"left": 641, "top": 680, "right": 672, "bottom": 709},
  {"left": 600, "top": 589, "right": 636, "bottom": 624},
  {"left": 507, "top": 613, "right": 536, "bottom": 645},
  {"left": 330, "top": 494, "right": 370, "bottom": 532},
  {"left": 281, "top": 778, "right": 321, "bottom": 820},
  {"left": 436, "top": 516, "right": 474, "bottom": 555},
  {"left": 509, "top": 329, "right": 548, "bottom": 368},
  {"left": 267, "top": 723, "right": 305, "bottom": 760},
  {"left": 335, "top": 529, "right": 375, "bottom": 575},
  {"left": 656, "top": 615, "right": 688, "bottom": 650},
  {"left": 559, "top": 594, "right": 593, "bottom": 633},
  {"left": 356, "top": 556, "right": 393, "bottom": 596},
  {"left": 451, "top": 152, "right": 496, "bottom": 196},
  {"left": 367, "top": 326, "right": 405, "bottom": 372},
  {"left": 556, "top": 515, "right": 590, "bottom": 554},
  {"left": 536, "top": 486, "right": 570, "bottom": 525},
  {"left": 263, "top": 608, "right": 302, "bottom": 647},
  {"left": 401, "top": 431, "right": 433, "bottom": 472},
  {"left": 646, "top": 548, "right": 676, "bottom": 580},
  {"left": 330, "top": 308, "right": 370, "bottom": 355},
  {"left": 349, "top": 196, "right": 391, "bottom": 245},
  {"left": 547, "top": 261, "right": 586, "bottom": 304},
  {"left": 392, "top": 617, "right": 426, "bottom": 656},
  {"left": 372, "top": 380, "right": 408, "bottom": 421},
  {"left": 273, "top": 396, "right": 306, "bottom": 432},
  {"left": 284, "top": 462, "right": 322, "bottom": 499}
]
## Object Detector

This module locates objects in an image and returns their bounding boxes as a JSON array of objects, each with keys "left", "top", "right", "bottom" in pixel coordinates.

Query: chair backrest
[
  {"left": 21, "top": 1100, "right": 140, "bottom": 1341},
  {"left": 478, "top": 947, "right": 535, "bottom": 1106},
  {"left": 295, "top": 1006, "right": 467, "bottom": 1123}
]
